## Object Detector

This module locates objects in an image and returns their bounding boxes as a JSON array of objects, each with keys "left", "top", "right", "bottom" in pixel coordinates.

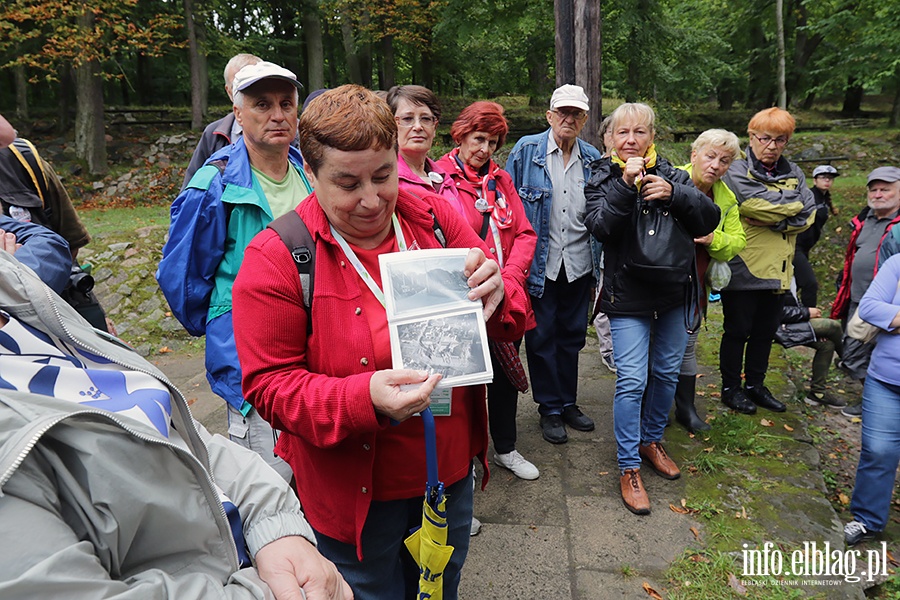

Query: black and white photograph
[
  {"left": 379, "top": 248, "right": 476, "bottom": 319},
  {"left": 390, "top": 309, "right": 493, "bottom": 388}
]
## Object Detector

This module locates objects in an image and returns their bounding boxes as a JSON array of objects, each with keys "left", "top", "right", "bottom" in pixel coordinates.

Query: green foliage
[{"left": 0, "top": 0, "right": 184, "bottom": 80}]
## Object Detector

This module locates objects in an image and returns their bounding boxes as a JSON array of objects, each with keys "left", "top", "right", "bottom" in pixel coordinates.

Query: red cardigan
[
  {"left": 435, "top": 155, "right": 538, "bottom": 330},
  {"left": 232, "top": 189, "right": 527, "bottom": 557}
]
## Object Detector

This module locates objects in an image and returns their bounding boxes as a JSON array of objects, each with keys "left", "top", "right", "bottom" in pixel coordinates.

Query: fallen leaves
[
  {"left": 760, "top": 418, "right": 774, "bottom": 427},
  {"left": 888, "top": 549, "right": 900, "bottom": 568},
  {"left": 689, "top": 553, "right": 710, "bottom": 563},
  {"left": 158, "top": 346, "right": 172, "bottom": 354},
  {"left": 735, "top": 506, "right": 748, "bottom": 519},
  {"left": 838, "top": 492, "right": 851, "bottom": 505},
  {"left": 690, "top": 526, "right": 701, "bottom": 541},
  {"left": 727, "top": 573, "right": 748, "bottom": 595},
  {"left": 783, "top": 424, "right": 794, "bottom": 432},
  {"left": 641, "top": 582, "right": 663, "bottom": 599}
]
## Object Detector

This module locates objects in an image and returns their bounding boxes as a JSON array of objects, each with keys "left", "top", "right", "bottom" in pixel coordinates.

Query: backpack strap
[
  {"left": 268, "top": 210, "right": 315, "bottom": 333},
  {"left": 428, "top": 208, "right": 447, "bottom": 248},
  {"left": 8, "top": 138, "right": 52, "bottom": 220}
]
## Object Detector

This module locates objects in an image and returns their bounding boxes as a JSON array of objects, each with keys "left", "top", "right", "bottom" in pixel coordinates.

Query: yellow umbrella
[{"left": 404, "top": 408, "right": 455, "bottom": 599}]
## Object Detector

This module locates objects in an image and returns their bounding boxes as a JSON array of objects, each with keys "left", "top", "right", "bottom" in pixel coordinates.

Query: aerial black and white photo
[
  {"left": 380, "top": 248, "right": 475, "bottom": 318},
  {"left": 392, "top": 310, "right": 492, "bottom": 387}
]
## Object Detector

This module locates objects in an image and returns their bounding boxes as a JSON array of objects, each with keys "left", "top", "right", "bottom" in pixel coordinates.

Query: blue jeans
[
  {"left": 313, "top": 469, "right": 474, "bottom": 600},
  {"left": 850, "top": 376, "right": 900, "bottom": 532},
  {"left": 610, "top": 307, "right": 690, "bottom": 472}
]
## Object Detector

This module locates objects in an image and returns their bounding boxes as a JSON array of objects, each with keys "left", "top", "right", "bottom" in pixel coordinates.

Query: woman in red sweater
[
  {"left": 436, "top": 101, "right": 539, "bottom": 481},
  {"left": 232, "top": 85, "right": 527, "bottom": 600}
]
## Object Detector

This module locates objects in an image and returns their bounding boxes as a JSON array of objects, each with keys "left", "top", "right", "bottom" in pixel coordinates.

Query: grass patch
[{"left": 79, "top": 204, "right": 171, "bottom": 238}]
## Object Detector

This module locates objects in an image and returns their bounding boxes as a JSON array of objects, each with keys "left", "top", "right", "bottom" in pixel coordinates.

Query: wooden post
[
  {"left": 554, "top": 0, "right": 575, "bottom": 87},
  {"left": 574, "top": 0, "right": 602, "bottom": 147}
]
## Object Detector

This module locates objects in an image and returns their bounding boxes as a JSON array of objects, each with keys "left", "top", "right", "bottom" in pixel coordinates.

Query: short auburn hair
[
  {"left": 298, "top": 85, "right": 397, "bottom": 175},
  {"left": 747, "top": 107, "right": 796, "bottom": 138},
  {"left": 449, "top": 101, "right": 509, "bottom": 148}
]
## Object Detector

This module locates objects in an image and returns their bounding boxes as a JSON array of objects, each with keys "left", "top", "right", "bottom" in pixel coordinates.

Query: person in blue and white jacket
[
  {"left": 505, "top": 84, "right": 602, "bottom": 446},
  {"left": 157, "top": 61, "right": 313, "bottom": 481},
  {"left": 0, "top": 250, "right": 350, "bottom": 599}
]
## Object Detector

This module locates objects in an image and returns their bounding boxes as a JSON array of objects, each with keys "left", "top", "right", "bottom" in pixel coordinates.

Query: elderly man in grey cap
[
  {"left": 158, "top": 61, "right": 313, "bottom": 479},
  {"left": 505, "top": 84, "right": 602, "bottom": 445},
  {"left": 831, "top": 166, "right": 900, "bottom": 418}
]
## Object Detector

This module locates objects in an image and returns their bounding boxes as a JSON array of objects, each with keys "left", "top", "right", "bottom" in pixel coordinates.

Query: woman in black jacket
[{"left": 584, "top": 102, "right": 720, "bottom": 516}]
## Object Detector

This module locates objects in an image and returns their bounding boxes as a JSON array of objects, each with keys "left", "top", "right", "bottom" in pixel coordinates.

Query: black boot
[{"left": 674, "top": 375, "right": 710, "bottom": 433}]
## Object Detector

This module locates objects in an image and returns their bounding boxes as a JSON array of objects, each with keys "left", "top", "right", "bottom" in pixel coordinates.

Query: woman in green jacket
[{"left": 673, "top": 129, "right": 747, "bottom": 432}]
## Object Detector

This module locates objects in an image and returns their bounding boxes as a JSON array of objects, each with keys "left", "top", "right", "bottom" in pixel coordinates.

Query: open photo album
[{"left": 379, "top": 248, "right": 493, "bottom": 389}]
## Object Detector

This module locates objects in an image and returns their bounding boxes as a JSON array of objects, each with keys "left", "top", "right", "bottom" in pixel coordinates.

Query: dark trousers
[
  {"left": 525, "top": 264, "right": 592, "bottom": 416},
  {"left": 487, "top": 340, "right": 522, "bottom": 454},
  {"left": 792, "top": 248, "right": 819, "bottom": 308},
  {"left": 719, "top": 289, "right": 786, "bottom": 390}
]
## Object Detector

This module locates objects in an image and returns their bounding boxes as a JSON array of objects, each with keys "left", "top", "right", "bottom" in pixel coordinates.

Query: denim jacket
[{"left": 505, "top": 129, "right": 602, "bottom": 297}]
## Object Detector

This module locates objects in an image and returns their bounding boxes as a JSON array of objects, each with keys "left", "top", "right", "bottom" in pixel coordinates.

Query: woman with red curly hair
[{"left": 437, "top": 101, "right": 540, "bottom": 481}]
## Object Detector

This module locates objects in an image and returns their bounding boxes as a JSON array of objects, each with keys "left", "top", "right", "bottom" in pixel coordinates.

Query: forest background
[{"left": 2, "top": 0, "right": 900, "bottom": 175}]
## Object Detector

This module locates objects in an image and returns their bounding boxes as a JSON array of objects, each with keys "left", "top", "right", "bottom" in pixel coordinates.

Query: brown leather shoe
[
  {"left": 620, "top": 468, "right": 650, "bottom": 515},
  {"left": 639, "top": 442, "right": 681, "bottom": 480}
]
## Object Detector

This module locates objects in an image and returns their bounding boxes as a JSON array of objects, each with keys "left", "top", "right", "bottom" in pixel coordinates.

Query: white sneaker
[
  {"left": 470, "top": 516, "right": 482, "bottom": 536},
  {"left": 494, "top": 450, "right": 540, "bottom": 480}
]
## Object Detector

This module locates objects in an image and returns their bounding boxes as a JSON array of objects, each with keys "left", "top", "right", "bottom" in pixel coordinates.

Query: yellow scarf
[{"left": 610, "top": 144, "right": 658, "bottom": 190}]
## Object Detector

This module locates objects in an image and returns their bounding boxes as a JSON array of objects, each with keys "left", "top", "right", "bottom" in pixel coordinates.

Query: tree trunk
[
  {"left": 574, "top": 0, "right": 601, "bottom": 145},
  {"left": 790, "top": 0, "right": 822, "bottom": 105},
  {"left": 14, "top": 63, "right": 28, "bottom": 121},
  {"left": 554, "top": 0, "right": 575, "bottom": 86},
  {"left": 303, "top": 2, "right": 325, "bottom": 91},
  {"left": 340, "top": 13, "right": 363, "bottom": 84},
  {"left": 74, "top": 11, "right": 108, "bottom": 175},
  {"left": 184, "top": 0, "right": 207, "bottom": 129},
  {"left": 775, "top": 0, "right": 787, "bottom": 109},
  {"left": 380, "top": 35, "right": 395, "bottom": 90},
  {"left": 58, "top": 66, "right": 73, "bottom": 134},
  {"left": 890, "top": 76, "right": 900, "bottom": 127},
  {"left": 841, "top": 77, "right": 864, "bottom": 116}
]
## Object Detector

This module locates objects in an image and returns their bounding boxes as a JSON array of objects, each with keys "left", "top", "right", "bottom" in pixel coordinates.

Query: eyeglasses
[
  {"left": 395, "top": 115, "right": 436, "bottom": 128},
  {"left": 551, "top": 108, "right": 587, "bottom": 122},
  {"left": 752, "top": 133, "right": 789, "bottom": 147}
]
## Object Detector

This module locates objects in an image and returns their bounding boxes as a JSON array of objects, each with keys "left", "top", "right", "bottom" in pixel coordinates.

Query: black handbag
[{"left": 623, "top": 198, "right": 695, "bottom": 285}]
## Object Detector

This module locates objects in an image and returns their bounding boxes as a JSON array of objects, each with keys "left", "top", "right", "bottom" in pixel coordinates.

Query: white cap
[
  {"left": 550, "top": 84, "right": 590, "bottom": 111},
  {"left": 812, "top": 165, "right": 839, "bottom": 178},
  {"left": 233, "top": 61, "right": 302, "bottom": 93}
]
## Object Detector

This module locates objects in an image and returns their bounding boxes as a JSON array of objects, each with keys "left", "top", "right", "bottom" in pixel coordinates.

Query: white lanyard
[
  {"left": 487, "top": 218, "right": 504, "bottom": 268},
  {"left": 330, "top": 213, "right": 407, "bottom": 307}
]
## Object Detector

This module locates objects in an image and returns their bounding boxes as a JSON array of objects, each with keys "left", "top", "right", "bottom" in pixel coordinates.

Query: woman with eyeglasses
[
  {"left": 717, "top": 107, "right": 816, "bottom": 416},
  {"left": 386, "top": 85, "right": 463, "bottom": 215},
  {"left": 436, "top": 101, "right": 539, "bottom": 481}
]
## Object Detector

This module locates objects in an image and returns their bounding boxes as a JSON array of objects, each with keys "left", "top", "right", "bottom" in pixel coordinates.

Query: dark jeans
[
  {"left": 720, "top": 289, "right": 786, "bottom": 390},
  {"left": 793, "top": 247, "right": 819, "bottom": 308},
  {"left": 313, "top": 469, "right": 474, "bottom": 600},
  {"left": 525, "top": 265, "right": 592, "bottom": 416},
  {"left": 487, "top": 339, "right": 522, "bottom": 454}
]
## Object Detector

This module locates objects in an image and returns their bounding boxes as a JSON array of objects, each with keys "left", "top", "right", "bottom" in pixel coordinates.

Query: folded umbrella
[{"left": 404, "top": 407, "right": 454, "bottom": 599}]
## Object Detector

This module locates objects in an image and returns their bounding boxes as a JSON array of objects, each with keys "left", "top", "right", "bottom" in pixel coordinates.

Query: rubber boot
[{"left": 674, "top": 374, "right": 710, "bottom": 433}]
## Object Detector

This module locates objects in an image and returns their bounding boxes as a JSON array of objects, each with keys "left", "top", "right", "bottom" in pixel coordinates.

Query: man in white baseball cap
[
  {"left": 794, "top": 164, "right": 840, "bottom": 307},
  {"left": 506, "top": 84, "right": 602, "bottom": 445},
  {"left": 159, "top": 60, "right": 313, "bottom": 481}
]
